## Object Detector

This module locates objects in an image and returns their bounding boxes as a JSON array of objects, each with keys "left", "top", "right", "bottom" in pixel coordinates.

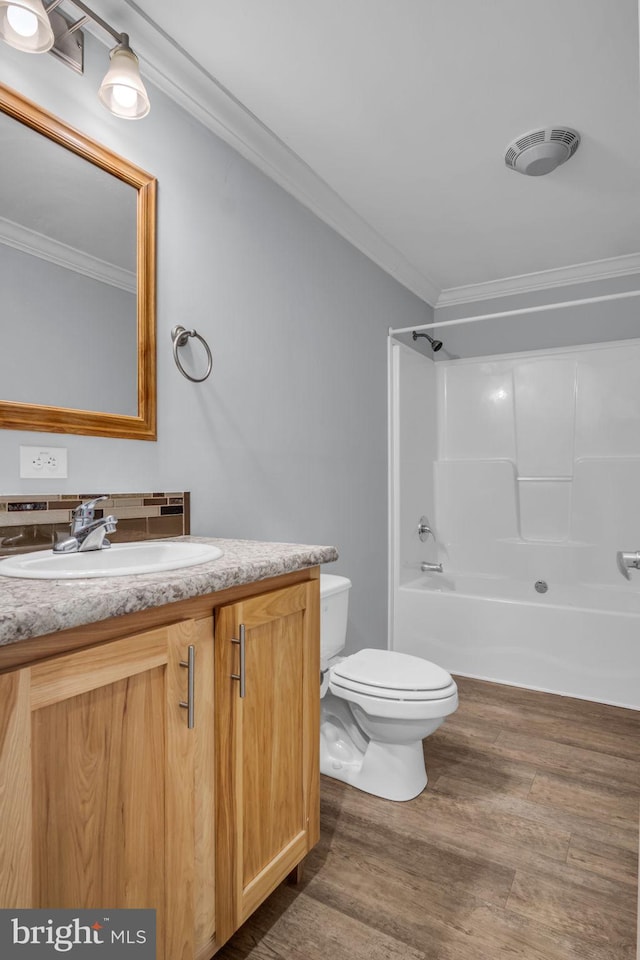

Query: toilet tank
[{"left": 320, "top": 574, "right": 351, "bottom": 664}]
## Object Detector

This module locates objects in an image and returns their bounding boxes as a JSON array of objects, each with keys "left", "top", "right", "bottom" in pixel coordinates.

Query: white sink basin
[{"left": 0, "top": 540, "right": 223, "bottom": 580}]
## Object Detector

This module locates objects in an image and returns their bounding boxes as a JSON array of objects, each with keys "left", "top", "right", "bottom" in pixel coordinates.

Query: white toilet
[{"left": 320, "top": 574, "right": 458, "bottom": 801}]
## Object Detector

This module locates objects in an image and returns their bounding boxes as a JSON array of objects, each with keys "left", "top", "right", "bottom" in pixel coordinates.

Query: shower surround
[{"left": 390, "top": 338, "right": 640, "bottom": 708}]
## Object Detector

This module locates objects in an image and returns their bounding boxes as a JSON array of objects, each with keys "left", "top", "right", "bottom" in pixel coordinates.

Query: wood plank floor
[{"left": 216, "top": 676, "right": 640, "bottom": 960}]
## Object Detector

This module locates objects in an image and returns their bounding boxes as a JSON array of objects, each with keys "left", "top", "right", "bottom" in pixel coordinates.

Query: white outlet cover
[{"left": 19, "top": 445, "right": 68, "bottom": 479}]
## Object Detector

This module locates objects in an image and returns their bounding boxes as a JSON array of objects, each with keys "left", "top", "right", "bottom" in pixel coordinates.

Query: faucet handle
[
  {"left": 73, "top": 495, "right": 108, "bottom": 521},
  {"left": 418, "top": 516, "right": 433, "bottom": 542},
  {"left": 71, "top": 496, "right": 109, "bottom": 534}
]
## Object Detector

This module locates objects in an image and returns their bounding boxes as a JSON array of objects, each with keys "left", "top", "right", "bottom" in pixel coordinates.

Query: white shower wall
[
  {"left": 436, "top": 338, "right": 640, "bottom": 585},
  {"left": 391, "top": 335, "right": 640, "bottom": 705}
]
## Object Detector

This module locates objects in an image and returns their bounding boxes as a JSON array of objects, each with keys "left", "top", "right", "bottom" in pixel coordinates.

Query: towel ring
[{"left": 171, "top": 325, "right": 212, "bottom": 383}]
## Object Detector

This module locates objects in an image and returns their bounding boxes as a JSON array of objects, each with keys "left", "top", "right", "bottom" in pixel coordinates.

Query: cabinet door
[
  {"left": 0, "top": 618, "right": 215, "bottom": 960},
  {"left": 215, "top": 580, "right": 320, "bottom": 946}
]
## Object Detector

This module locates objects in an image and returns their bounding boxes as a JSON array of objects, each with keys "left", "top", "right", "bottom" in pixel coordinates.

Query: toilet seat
[
  {"left": 331, "top": 648, "right": 453, "bottom": 697},
  {"left": 329, "top": 648, "right": 458, "bottom": 720}
]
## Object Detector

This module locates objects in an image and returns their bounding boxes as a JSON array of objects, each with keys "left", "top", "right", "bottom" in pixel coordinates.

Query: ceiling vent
[{"left": 504, "top": 127, "right": 580, "bottom": 176}]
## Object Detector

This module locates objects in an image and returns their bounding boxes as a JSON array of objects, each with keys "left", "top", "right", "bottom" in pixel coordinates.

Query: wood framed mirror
[{"left": 0, "top": 83, "right": 156, "bottom": 440}]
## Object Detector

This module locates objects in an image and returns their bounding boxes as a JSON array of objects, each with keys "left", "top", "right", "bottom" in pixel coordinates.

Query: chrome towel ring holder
[{"left": 171, "top": 325, "right": 213, "bottom": 383}]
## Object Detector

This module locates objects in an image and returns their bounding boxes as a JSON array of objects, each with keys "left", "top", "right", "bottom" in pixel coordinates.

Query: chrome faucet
[
  {"left": 53, "top": 496, "right": 118, "bottom": 553},
  {"left": 421, "top": 561, "right": 443, "bottom": 573},
  {"left": 617, "top": 551, "right": 640, "bottom": 580}
]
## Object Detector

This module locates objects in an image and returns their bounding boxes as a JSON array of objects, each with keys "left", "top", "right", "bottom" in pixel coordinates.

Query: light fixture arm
[
  {"left": 49, "top": 0, "right": 125, "bottom": 46},
  {"left": 49, "top": 12, "right": 89, "bottom": 44}
]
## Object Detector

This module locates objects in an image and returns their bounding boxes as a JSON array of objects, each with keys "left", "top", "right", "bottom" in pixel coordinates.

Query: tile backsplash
[{"left": 0, "top": 492, "right": 190, "bottom": 557}]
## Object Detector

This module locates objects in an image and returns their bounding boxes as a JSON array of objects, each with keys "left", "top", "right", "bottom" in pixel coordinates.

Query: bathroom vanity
[{"left": 0, "top": 537, "right": 337, "bottom": 960}]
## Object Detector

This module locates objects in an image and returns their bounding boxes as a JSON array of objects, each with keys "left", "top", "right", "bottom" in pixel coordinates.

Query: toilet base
[{"left": 320, "top": 695, "right": 428, "bottom": 802}]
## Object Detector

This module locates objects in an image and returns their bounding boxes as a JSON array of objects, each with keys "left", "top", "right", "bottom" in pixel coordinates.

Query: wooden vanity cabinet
[{"left": 0, "top": 572, "right": 320, "bottom": 960}]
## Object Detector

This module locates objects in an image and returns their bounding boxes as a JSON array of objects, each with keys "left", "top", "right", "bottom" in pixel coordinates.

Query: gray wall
[{"left": 0, "top": 35, "right": 428, "bottom": 651}]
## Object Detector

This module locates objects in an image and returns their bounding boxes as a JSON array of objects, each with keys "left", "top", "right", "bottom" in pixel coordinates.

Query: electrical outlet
[{"left": 19, "top": 446, "right": 68, "bottom": 479}]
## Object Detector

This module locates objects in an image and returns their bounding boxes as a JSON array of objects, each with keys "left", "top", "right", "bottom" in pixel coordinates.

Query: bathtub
[{"left": 393, "top": 574, "right": 640, "bottom": 709}]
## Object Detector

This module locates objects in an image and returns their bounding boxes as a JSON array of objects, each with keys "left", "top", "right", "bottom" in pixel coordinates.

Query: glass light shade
[
  {"left": 98, "top": 45, "right": 150, "bottom": 120},
  {"left": 0, "top": 0, "right": 54, "bottom": 52}
]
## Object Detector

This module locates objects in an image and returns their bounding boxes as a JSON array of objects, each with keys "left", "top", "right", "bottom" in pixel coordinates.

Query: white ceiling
[{"left": 122, "top": 0, "right": 640, "bottom": 304}]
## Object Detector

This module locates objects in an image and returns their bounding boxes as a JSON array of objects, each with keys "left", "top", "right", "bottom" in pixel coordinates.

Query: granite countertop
[{"left": 0, "top": 536, "right": 338, "bottom": 647}]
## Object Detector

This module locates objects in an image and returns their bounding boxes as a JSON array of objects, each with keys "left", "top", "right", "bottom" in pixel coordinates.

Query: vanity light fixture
[
  {"left": 0, "top": 0, "right": 150, "bottom": 118},
  {"left": 98, "top": 34, "right": 149, "bottom": 119}
]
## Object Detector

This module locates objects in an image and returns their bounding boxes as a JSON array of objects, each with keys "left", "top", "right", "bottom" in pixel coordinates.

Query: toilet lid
[
  {"left": 330, "top": 674, "right": 458, "bottom": 702},
  {"left": 331, "top": 649, "right": 453, "bottom": 694}
]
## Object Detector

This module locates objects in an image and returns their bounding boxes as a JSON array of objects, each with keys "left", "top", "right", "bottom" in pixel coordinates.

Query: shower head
[{"left": 412, "top": 331, "right": 443, "bottom": 352}]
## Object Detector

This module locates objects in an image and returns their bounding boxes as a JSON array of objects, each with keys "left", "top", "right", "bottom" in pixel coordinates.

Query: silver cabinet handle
[
  {"left": 231, "top": 624, "right": 246, "bottom": 698},
  {"left": 179, "top": 644, "right": 195, "bottom": 728}
]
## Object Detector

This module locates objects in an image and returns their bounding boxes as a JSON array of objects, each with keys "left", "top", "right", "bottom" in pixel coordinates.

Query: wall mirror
[{"left": 0, "top": 83, "right": 156, "bottom": 440}]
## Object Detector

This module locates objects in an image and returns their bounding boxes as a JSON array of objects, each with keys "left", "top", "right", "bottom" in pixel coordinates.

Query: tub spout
[
  {"left": 421, "top": 561, "right": 443, "bottom": 573},
  {"left": 617, "top": 551, "right": 640, "bottom": 580}
]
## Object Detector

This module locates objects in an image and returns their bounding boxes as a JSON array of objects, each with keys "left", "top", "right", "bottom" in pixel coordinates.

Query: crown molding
[
  {"left": 87, "top": 1, "right": 441, "bottom": 305},
  {"left": 0, "top": 216, "right": 136, "bottom": 293},
  {"left": 436, "top": 252, "right": 640, "bottom": 308}
]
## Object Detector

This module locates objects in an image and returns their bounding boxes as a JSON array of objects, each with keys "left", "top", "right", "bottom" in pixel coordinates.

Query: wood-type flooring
[{"left": 216, "top": 676, "right": 640, "bottom": 960}]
